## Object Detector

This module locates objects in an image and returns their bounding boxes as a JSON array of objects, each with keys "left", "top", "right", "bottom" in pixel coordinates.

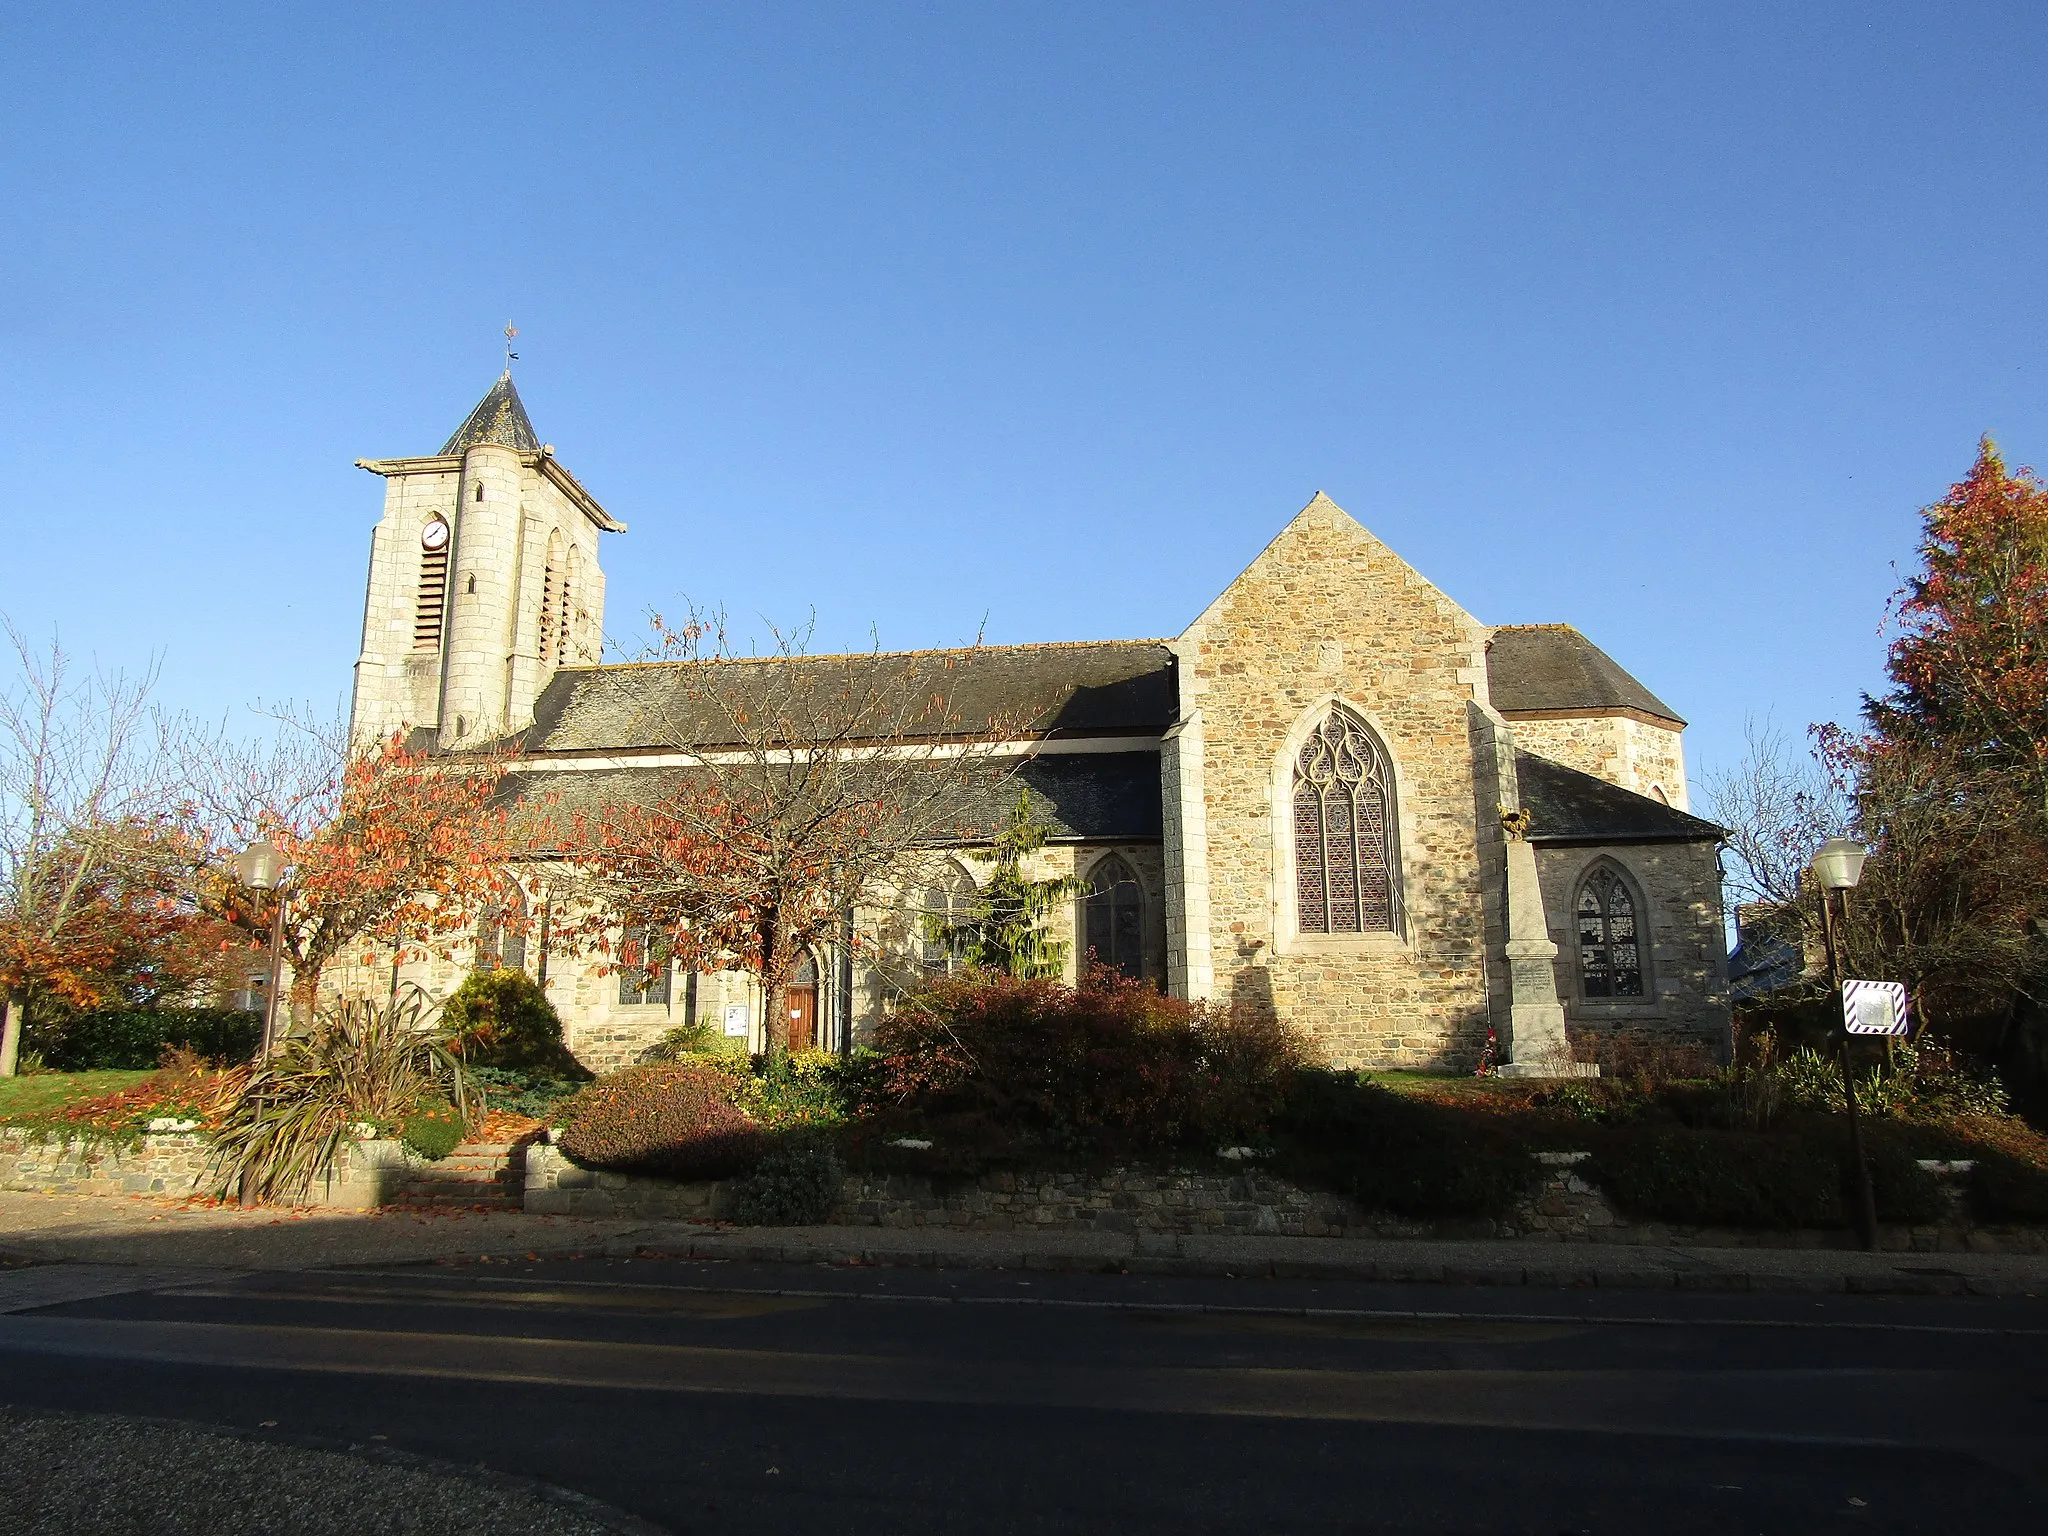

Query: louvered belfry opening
[
  {"left": 1292, "top": 709, "right": 1398, "bottom": 934},
  {"left": 557, "top": 546, "right": 580, "bottom": 663},
  {"left": 414, "top": 531, "right": 449, "bottom": 649},
  {"left": 538, "top": 533, "right": 563, "bottom": 664}
]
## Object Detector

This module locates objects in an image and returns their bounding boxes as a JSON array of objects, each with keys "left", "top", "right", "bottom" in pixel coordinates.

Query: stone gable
[{"left": 1174, "top": 493, "right": 1496, "bottom": 1068}]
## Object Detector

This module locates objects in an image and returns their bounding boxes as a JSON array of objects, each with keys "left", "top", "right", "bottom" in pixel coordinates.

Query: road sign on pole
[{"left": 1843, "top": 979, "right": 1909, "bottom": 1037}]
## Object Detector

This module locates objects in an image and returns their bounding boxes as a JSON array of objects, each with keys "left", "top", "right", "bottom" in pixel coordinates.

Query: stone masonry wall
[
  {"left": 527, "top": 1145, "right": 2025, "bottom": 1251},
  {"left": 1175, "top": 494, "right": 1495, "bottom": 1069},
  {"left": 0, "top": 1130, "right": 416, "bottom": 1209},
  {"left": 1533, "top": 840, "right": 1732, "bottom": 1062},
  {"left": 1506, "top": 715, "right": 1689, "bottom": 810}
]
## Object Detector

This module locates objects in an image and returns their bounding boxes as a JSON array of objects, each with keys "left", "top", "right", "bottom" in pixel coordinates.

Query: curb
[{"left": 597, "top": 1231, "right": 2048, "bottom": 1297}]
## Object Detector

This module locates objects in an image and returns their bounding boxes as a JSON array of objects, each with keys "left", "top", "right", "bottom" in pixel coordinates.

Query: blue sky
[{"left": 4, "top": 3, "right": 2044, "bottom": 796}]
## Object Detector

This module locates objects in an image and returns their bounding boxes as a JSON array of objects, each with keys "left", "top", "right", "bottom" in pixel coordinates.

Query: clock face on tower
[{"left": 420, "top": 519, "right": 450, "bottom": 551}]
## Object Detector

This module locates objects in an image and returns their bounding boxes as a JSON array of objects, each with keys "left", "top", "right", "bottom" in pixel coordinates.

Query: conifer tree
[
  {"left": 1868, "top": 436, "right": 2048, "bottom": 816},
  {"left": 939, "top": 790, "right": 1082, "bottom": 979}
]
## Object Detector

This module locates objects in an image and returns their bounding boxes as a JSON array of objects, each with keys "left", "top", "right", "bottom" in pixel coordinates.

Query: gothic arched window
[
  {"left": 1575, "top": 866, "right": 1644, "bottom": 998},
  {"left": 1292, "top": 710, "right": 1398, "bottom": 934},
  {"left": 1081, "top": 854, "right": 1144, "bottom": 979},
  {"left": 617, "top": 925, "right": 671, "bottom": 1005},
  {"left": 476, "top": 883, "right": 527, "bottom": 972},
  {"left": 921, "top": 861, "right": 976, "bottom": 973}
]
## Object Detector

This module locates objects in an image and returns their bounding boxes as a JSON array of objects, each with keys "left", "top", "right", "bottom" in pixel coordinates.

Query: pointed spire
[{"left": 441, "top": 372, "right": 540, "bottom": 454}]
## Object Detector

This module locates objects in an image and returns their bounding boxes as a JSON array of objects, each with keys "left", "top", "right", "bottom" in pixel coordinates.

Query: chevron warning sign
[{"left": 1843, "top": 979, "right": 1910, "bottom": 1037}]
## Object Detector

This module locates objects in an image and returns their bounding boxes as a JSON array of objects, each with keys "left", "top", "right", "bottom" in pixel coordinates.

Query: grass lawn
[{"left": 0, "top": 1070, "right": 156, "bottom": 1125}]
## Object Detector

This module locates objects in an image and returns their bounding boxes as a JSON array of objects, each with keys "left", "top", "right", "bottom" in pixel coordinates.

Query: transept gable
[{"left": 1173, "top": 492, "right": 1491, "bottom": 724}]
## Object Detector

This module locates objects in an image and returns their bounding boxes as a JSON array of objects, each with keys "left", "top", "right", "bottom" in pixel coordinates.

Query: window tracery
[
  {"left": 1292, "top": 710, "right": 1398, "bottom": 934},
  {"left": 1575, "top": 866, "right": 1644, "bottom": 998}
]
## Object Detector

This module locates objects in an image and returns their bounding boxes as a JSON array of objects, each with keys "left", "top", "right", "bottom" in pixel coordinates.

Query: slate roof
[
  {"left": 1487, "top": 625, "right": 1684, "bottom": 725},
  {"left": 503, "top": 751, "right": 1163, "bottom": 844},
  {"left": 521, "top": 642, "right": 1178, "bottom": 754},
  {"left": 1515, "top": 751, "right": 1722, "bottom": 844},
  {"left": 441, "top": 372, "right": 541, "bottom": 454}
]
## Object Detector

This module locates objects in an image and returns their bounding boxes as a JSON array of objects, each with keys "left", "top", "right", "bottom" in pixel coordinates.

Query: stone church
[{"left": 343, "top": 374, "right": 1731, "bottom": 1074}]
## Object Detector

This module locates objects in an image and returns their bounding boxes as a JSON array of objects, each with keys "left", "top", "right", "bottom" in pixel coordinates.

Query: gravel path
[{"left": 0, "top": 1411, "right": 657, "bottom": 1535}]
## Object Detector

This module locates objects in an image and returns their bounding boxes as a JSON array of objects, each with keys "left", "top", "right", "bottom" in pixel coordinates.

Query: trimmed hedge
[
  {"left": 444, "top": 969, "right": 589, "bottom": 1078},
  {"left": 401, "top": 1099, "right": 467, "bottom": 1161},
  {"left": 1582, "top": 1129, "right": 1948, "bottom": 1229},
  {"left": 44, "top": 1007, "right": 260, "bottom": 1071},
  {"left": 728, "top": 1141, "right": 844, "bottom": 1225},
  {"left": 870, "top": 968, "right": 1300, "bottom": 1160},
  {"left": 555, "top": 1063, "right": 764, "bottom": 1179},
  {"left": 1272, "top": 1069, "right": 1537, "bottom": 1219}
]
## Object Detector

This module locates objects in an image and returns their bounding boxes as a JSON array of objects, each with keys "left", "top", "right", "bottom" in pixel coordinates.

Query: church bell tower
[{"left": 349, "top": 373, "right": 625, "bottom": 750}]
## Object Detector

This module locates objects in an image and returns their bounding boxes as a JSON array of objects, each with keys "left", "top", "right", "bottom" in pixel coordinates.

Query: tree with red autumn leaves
[
  {"left": 559, "top": 610, "right": 1021, "bottom": 1056},
  {"left": 184, "top": 712, "right": 530, "bottom": 1030},
  {"left": 1868, "top": 437, "right": 2048, "bottom": 814},
  {"left": 1809, "top": 440, "right": 2048, "bottom": 1037}
]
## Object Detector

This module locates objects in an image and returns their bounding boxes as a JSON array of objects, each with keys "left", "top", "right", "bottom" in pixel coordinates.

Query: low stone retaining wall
[
  {"left": 0, "top": 1129, "right": 417, "bottom": 1210},
  {"left": 526, "top": 1143, "right": 2044, "bottom": 1252},
  {"left": 14, "top": 1128, "right": 2040, "bottom": 1252},
  {"left": 525, "top": 1143, "right": 722, "bottom": 1219}
]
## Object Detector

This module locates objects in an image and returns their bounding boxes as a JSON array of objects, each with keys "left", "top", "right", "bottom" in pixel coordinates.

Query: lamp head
[
  {"left": 234, "top": 839, "right": 284, "bottom": 891},
  {"left": 1812, "top": 837, "right": 1868, "bottom": 891}
]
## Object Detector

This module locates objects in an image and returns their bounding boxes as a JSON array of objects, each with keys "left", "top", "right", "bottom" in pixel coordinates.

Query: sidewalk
[
  {"left": 0, "top": 1191, "right": 639, "bottom": 1270},
  {"left": 5, "top": 1190, "right": 2047, "bottom": 1295}
]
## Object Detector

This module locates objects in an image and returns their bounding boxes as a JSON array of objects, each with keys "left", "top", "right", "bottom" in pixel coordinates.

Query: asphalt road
[{"left": 3, "top": 1256, "right": 2046, "bottom": 1534}]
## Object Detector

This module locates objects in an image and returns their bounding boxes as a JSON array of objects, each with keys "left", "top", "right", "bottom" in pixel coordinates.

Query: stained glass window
[
  {"left": 1293, "top": 711, "right": 1397, "bottom": 934},
  {"left": 1082, "top": 855, "right": 1144, "bottom": 979},
  {"left": 1576, "top": 868, "right": 1644, "bottom": 998}
]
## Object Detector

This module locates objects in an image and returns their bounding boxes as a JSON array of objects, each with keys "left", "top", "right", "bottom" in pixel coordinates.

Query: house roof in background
[{"left": 1487, "top": 624, "right": 1684, "bottom": 725}]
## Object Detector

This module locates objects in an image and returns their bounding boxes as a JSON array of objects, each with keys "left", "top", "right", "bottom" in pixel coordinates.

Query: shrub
[
  {"left": 209, "top": 989, "right": 476, "bottom": 1204},
  {"left": 468, "top": 1065, "right": 589, "bottom": 1121},
  {"left": 744, "top": 1050, "right": 859, "bottom": 1129},
  {"left": 1862, "top": 1136, "right": 1949, "bottom": 1224},
  {"left": 1971, "top": 1150, "right": 2048, "bottom": 1223},
  {"left": 639, "top": 1020, "right": 730, "bottom": 1062},
  {"left": 728, "top": 1140, "right": 844, "bottom": 1225},
  {"left": 1273, "top": 1068, "right": 1537, "bottom": 1218},
  {"left": 44, "top": 1007, "right": 259, "bottom": 1072},
  {"left": 871, "top": 967, "right": 1300, "bottom": 1158},
  {"left": 555, "top": 1063, "right": 764, "bottom": 1180},
  {"left": 1583, "top": 1132, "right": 1844, "bottom": 1228},
  {"left": 401, "top": 1098, "right": 467, "bottom": 1160},
  {"left": 443, "top": 969, "right": 589, "bottom": 1078}
]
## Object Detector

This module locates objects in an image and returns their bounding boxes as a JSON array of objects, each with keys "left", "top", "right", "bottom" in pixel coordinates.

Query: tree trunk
[
  {"left": 0, "top": 991, "right": 24, "bottom": 1077},
  {"left": 287, "top": 967, "right": 321, "bottom": 1038},
  {"left": 759, "top": 906, "right": 789, "bottom": 1058}
]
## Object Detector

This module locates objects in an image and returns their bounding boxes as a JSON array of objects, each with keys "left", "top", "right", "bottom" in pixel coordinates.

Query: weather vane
[{"left": 503, "top": 323, "right": 520, "bottom": 372}]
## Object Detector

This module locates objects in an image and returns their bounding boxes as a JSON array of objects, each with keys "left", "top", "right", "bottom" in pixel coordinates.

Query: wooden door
[{"left": 787, "top": 986, "right": 817, "bottom": 1051}]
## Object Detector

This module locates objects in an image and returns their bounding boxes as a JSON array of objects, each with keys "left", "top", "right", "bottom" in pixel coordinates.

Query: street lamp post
[
  {"left": 232, "top": 839, "right": 289, "bottom": 1061},
  {"left": 230, "top": 839, "right": 289, "bottom": 1211},
  {"left": 1812, "top": 836, "right": 1880, "bottom": 1251}
]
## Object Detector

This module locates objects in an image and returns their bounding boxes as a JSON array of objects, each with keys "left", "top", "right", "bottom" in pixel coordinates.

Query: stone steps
[{"left": 391, "top": 1142, "right": 525, "bottom": 1211}]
